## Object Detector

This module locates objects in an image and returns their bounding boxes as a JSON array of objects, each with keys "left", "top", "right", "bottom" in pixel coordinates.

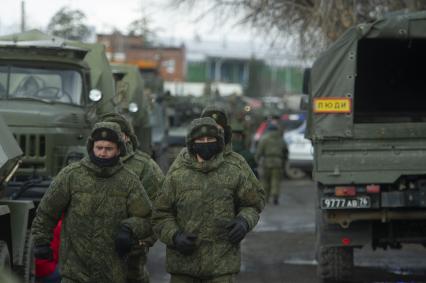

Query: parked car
[{"left": 283, "top": 121, "right": 313, "bottom": 179}]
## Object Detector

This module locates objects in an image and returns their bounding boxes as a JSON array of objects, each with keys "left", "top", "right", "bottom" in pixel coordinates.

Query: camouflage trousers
[
  {"left": 127, "top": 246, "right": 150, "bottom": 283},
  {"left": 261, "top": 167, "right": 282, "bottom": 201},
  {"left": 170, "top": 274, "right": 236, "bottom": 283}
]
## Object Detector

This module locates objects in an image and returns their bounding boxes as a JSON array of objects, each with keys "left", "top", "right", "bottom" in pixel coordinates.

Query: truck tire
[
  {"left": 15, "top": 231, "right": 35, "bottom": 283},
  {"left": 317, "top": 246, "right": 353, "bottom": 282},
  {"left": 0, "top": 241, "right": 11, "bottom": 269}
]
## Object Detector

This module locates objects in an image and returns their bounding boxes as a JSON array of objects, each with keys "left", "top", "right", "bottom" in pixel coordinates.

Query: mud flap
[{"left": 316, "top": 207, "right": 372, "bottom": 248}]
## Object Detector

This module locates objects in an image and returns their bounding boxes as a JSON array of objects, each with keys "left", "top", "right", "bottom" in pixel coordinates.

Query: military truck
[
  {"left": 128, "top": 60, "right": 169, "bottom": 166},
  {"left": 0, "top": 114, "right": 35, "bottom": 282},
  {"left": 307, "top": 11, "right": 426, "bottom": 281},
  {"left": 0, "top": 30, "right": 115, "bottom": 202},
  {"left": 111, "top": 63, "right": 152, "bottom": 154}
]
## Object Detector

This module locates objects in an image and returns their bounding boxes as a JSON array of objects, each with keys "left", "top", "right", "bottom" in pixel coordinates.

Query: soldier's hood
[
  {"left": 100, "top": 112, "right": 140, "bottom": 148},
  {"left": 80, "top": 156, "right": 123, "bottom": 177},
  {"left": 186, "top": 117, "right": 224, "bottom": 145},
  {"left": 121, "top": 141, "right": 136, "bottom": 163},
  {"left": 224, "top": 143, "right": 233, "bottom": 156},
  {"left": 90, "top": 121, "right": 122, "bottom": 137},
  {"left": 201, "top": 105, "right": 229, "bottom": 128},
  {"left": 87, "top": 121, "right": 127, "bottom": 157},
  {"left": 182, "top": 148, "right": 224, "bottom": 173}
]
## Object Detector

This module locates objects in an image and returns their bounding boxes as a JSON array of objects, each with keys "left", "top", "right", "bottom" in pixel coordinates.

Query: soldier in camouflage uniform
[
  {"left": 231, "top": 122, "right": 257, "bottom": 177},
  {"left": 168, "top": 105, "right": 265, "bottom": 207},
  {"left": 32, "top": 122, "right": 153, "bottom": 283},
  {"left": 153, "top": 117, "right": 263, "bottom": 283},
  {"left": 255, "top": 123, "right": 287, "bottom": 205},
  {"left": 101, "top": 113, "right": 165, "bottom": 283}
]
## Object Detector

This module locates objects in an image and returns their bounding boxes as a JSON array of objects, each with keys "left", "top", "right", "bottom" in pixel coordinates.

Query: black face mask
[
  {"left": 89, "top": 151, "right": 120, "bottom": 168},
  {"left": 192, "top": 142, "right": 221, "bottom": 161}
]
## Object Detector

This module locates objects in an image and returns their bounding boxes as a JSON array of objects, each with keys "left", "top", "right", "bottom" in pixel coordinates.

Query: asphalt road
[{"left": 147, "top": 179, "right": 426, "bottom": 283}]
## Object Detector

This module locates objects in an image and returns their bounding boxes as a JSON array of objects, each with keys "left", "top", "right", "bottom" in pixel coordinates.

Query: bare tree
[
  {"left": 171, "top": 0, "right": 426, "bottom": 57},
  {"left": 127, "top": 18, "right": 158, "bottom": 45},
  {"left": 47, "top": 7, "right": 91, "bottom": 41}
]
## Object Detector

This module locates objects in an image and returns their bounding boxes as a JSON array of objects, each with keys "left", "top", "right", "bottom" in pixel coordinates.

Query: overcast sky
[
  {"left": 0, "top": 0, "right": 256, "bottom": 42},
  {"left": 0, "top": 0, "right": 304, "bottom": 65}
]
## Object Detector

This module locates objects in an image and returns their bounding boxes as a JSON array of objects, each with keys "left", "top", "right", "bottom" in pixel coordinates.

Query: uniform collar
[
  {"left": 182, "top": 149, "right": 224, "bottom": 173},
  {"left": 81, "top": 156, "right": 123, "bottom": 177}
]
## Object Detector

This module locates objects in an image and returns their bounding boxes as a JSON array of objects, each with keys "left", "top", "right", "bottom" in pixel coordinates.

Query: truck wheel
[
  {"left": 15, "top": 232, "right": 35, "bottom": 283},
  {"left": 0, "top": 241, "right": 11, "bottom": 269},
  {"left": 317, "top": 246, "right": 353, "bottom": 282}
]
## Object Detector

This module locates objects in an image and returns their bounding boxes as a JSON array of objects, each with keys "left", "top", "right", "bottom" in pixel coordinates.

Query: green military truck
[
  {"left": 111, "top": 63, "right": 152, "bottom": 154},
  {"left": 307, "top": 11, "right": 426, "bottom": 281},
  {"left": 0, "top": 113, "right": 35, "bottom": 282},
  {"left": 0, "top": 30, "right": 115, "bottom": 202}
]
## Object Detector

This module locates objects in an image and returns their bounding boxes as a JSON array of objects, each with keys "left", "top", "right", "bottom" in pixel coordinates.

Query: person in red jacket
[{"left": 35, "top": 219, "right": 62, "bottom": 283}]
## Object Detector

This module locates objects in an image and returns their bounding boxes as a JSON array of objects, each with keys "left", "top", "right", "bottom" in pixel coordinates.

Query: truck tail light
[
  {"left": 366, "top": 184, "right": 380, "bottom": 194},
  {"left": 335, "top": 186, "right": 356, "bottom": 196},
  {"left": 341, "top": 237, "right": 351, "bottom": 246}
]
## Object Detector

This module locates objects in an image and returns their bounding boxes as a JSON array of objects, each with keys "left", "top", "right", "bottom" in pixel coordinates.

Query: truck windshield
[{"left": 0, "top": 66, "right": 83, "bottom": 105}]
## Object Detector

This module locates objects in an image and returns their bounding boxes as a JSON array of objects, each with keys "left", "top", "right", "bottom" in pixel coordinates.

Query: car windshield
[{"left": 0, "top": 65, "right": 83, "bottom": 105}]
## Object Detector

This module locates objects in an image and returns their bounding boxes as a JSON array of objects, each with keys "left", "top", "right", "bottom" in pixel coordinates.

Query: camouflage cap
[
  {"left": 100, "top": 113, "right": 133, "bottom": 136},
  {"left": 201, "top": 105, "right": 228, "bottom": 128},
  {"left": 99, "top": 112, "right": 140, "bottom": 147},
  {"left": 87, "top": 121, "right": 126, "bottom": 156},
  {"left": 186, "top": 117, "right": 224, "bottom": 144}
]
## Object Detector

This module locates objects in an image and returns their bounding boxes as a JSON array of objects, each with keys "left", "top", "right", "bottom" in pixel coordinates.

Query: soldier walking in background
[
  {"left": 255, "top": 122, "right": 288, "bottom": 205},
  {"left": 101, "top": 112, "right": 165, "bottom": 283},
  {"left": 153, "top": 117, "right": 263, "bottom": 283},
  {"left": 31, "top": 122, "right": 153, "bottom": 283}
]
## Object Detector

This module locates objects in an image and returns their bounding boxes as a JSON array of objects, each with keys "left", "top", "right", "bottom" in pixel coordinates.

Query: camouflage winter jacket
[
  {"left": 122, "top": 146, "right": 164, "bottom": 248},
  {"left": 153, "top": 150, "right": 263, "bottom": 278},
  {"left": 32, "top": 157, "right": 152, "bottom": 283},
  {"left": 255, "top": 131, "right": 287, "bottom": 169},
  {"left": 169, "top": 144, "right": 265, "bottom": 209},
  {"left": 122, "top": 145, "right": 164, "bottom": 201}
]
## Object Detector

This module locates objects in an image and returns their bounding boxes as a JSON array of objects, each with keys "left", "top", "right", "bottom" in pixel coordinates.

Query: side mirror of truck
[
  {"left": 89, "top": 89, "right": 103, "bottom": 102},
  {"left": 302, "top": 68, "right": 311, "bottom": 95}
]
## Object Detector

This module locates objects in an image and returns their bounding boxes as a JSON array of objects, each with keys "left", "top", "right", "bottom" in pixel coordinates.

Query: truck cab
[{"left": 0, "top": 30, "right": 115, "bottom": 202}]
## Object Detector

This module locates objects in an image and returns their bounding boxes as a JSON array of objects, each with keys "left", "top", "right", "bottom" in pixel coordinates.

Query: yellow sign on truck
[{"left": 313, "top": 98, "right": 352, "bottom": 113}]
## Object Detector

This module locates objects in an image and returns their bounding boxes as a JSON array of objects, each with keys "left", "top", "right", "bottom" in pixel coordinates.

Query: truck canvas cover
[{"left": 307, "top": 11, "right": 426, "bottom": 139}]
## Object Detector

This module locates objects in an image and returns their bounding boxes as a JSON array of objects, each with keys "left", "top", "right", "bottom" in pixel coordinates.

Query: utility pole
[{"left": 20, "top": 0, "right": 26, "bottom": 32}]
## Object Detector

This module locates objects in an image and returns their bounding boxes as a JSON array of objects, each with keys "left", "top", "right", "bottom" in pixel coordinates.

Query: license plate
[{"left": 321, "top": 196, "right": 371, "bottom": 209}]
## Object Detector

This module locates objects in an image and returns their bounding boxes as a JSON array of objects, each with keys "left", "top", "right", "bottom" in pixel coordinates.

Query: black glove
[
  {"left": 173, "top": 231, "right": 197, "bottom": 255},
  {"left": 115, "top": 225, "right": 134, "bottom": 258},
  {"left": 226, "top": 216, "right": 249, "bottom": 244},
  {"left": 34, "top": 244, "right": 53, "bottom": 260}
]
